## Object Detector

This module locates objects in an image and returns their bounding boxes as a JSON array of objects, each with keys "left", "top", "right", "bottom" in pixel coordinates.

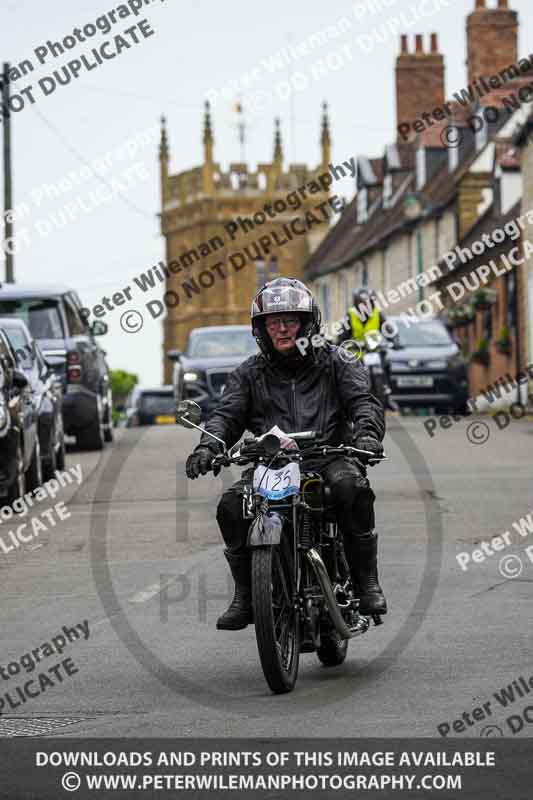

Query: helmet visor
[{"left": 252, "top": 285, "right": 312, "bottom": 317}]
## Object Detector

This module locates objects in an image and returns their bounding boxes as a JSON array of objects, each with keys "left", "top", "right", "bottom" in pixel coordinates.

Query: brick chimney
[
  {"left": 466, "top": 0, "right": 518, "bottom": 85},
  {"left": 395, "top": 33, "right": 445, "bottom": 143}
]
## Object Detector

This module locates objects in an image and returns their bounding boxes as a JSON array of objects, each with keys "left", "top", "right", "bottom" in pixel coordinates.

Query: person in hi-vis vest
[
  {"left": 339, "top": 289, "right": 397, "bottom": 410},
  {"left": 339, "top": 289, "right": 386, "bottom": 347}
]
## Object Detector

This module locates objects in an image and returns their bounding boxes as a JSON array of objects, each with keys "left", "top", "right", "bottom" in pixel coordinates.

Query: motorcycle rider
[
  {"left": 339, "top": 288, "right": 396, "bottom": 409},
  {"left": 185, "top": 277, "right": 387, "bottom": 631}
]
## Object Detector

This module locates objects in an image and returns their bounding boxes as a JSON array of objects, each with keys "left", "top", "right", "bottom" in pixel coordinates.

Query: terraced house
[{"left": 305, "top": 0, "right": 532, "bottom": 399}]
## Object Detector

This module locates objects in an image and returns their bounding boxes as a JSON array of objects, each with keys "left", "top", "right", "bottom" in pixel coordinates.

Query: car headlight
[
  {"left": 425, "top": 360, "right": 447, "bottom": 370},
  {"left": 183, "top": 372, "right": 199, "bottom": 382}
]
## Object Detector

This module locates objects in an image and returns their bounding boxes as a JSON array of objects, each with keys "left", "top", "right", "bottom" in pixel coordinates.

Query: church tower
[{"left": 159, "top": 103, "right": 334, "bottom": 382}]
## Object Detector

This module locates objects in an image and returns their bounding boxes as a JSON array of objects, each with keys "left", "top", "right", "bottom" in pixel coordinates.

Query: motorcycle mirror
[
  {"left": 176, "top": 399, "right": 228, "bottom": 452},
  {"left": 176, "top": 399, "right": 202, "bottom": 429}
]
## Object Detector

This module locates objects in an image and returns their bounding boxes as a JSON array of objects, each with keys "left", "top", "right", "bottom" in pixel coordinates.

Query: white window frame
[{"left": 357, "top": 188, "right": 368, "bottom": 223}]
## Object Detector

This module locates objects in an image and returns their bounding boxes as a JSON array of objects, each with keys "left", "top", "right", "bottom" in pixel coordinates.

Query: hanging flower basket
[
  {"left": 449, "top": 304, "right": 475, "bottom": 327},
  {"left": 470, "top": 337, "right": 490, "bottom": 367},
  {"left": 495, "top": 326, "right": 512, "bottom": 356},
  {"left": 472, "top": 288, "right": 497, "bottom": 311}
]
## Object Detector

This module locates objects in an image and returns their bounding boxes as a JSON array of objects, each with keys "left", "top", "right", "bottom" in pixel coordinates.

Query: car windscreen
[
  {"left": 139, "top": 393, "right": 175, "bottom": 415},
  {"left": 187, "top": 330, "right": 257, "bottom": 358},
  {"left": 0, "top": 299, "right": 64, "bottom": 340},
  {"left": 395, "top": 319, "right": 452, "bottom": 347}
]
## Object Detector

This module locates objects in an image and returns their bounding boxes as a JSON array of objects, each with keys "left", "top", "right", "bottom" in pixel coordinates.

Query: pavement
[{"left": 1, "top": 415, "right": 532, "bottom": 739}]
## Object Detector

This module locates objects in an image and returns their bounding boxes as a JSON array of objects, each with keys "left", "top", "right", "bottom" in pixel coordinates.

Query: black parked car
[
  {"left": 387, "top": 317, "right": 469, "bottom": 414},
  {"left": 168, "top": 325, "right": 258, "bottom": 417},
  {"left": 0, "top": 330, "right": 42, "bottom": 503},
  {"left": 0, "top": 317, "right": 66, "bottom": 481},
  {"left": 0, "top": 285, "right": 113, "bottom": 450},
  {"left": 125, "top": 386, "right": 176, "bottom": 427}
]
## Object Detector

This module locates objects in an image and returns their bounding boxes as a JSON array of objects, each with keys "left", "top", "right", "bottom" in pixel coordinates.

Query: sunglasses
[{"left": 265, "top": 316, "right": 301, "bottom": 330}]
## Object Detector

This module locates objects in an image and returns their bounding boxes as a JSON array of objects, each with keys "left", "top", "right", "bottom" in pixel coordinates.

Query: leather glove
[
  {"left": 353, "top": 435, "right": 384, "bottom": 464},
  {"left": 185, "top": 446, "right": 221, "bottom": 479}
]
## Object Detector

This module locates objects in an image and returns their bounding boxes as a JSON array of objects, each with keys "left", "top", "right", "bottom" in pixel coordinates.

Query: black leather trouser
[{"left": 216, "top": 458, "right": 376, "bottom": 555}]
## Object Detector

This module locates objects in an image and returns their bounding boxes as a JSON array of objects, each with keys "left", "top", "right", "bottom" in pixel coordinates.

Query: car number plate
[
  {"left": 253, "top": 463, "right": 301, "bottom": 500},
  {"left": 396, "top": 376, "right": 434, "bottom": 388},
  {"left": 155, "top": 415, "right": 176, "bottom": 424}
]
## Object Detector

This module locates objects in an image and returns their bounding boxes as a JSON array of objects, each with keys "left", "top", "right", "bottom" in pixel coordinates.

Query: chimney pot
[
  {"left": 475, "top": 0, "right": 485, "bottom": 8},
  {"left": 400, "top": 34, "right": 408, "bottom": 54},
  {"left": 415, "top": 34, "right": 424, "bottom": 53},
  {"left": 430, "top": 33, "right": 438, "bottom": 53},
  {"left": 498, "top": 0, "right": 508, "bottom": 7}
]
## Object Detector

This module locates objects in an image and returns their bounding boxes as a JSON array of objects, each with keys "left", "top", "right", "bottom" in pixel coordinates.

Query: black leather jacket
[{"left": 199, "top": 343, "right": 385, "bottom": 453}]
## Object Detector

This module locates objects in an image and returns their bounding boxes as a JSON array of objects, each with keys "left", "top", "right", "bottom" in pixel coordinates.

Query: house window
[
  {"left": 383, "top": 174, "right": 393, "bottom": 208},
  {"left": 357, "top": 188, "right": 368, "bottom": 223},
  {"left": 416, "top": 147, "right": 426, "bottom": 190},
  {"left": 507, "top": 273, "right": 517, "bottom": 329},
  {"left": 448, "top": 143, "right": 459, "bottom": 172},
  {"left": 319, "top": 283, "right": 331, "bottom": 320},
  {"left": 476, "top": 119, "right": 488, "bottom": 152}
]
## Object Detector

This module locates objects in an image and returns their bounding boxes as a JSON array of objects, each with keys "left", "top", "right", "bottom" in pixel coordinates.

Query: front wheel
[{"left": 252, "top": 539, "right": 300, "bottom": 694}]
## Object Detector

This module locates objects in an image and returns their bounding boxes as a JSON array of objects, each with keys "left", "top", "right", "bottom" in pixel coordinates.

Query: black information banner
[{"left": 0, "top": 738, "right": 530, "bottom": 799}]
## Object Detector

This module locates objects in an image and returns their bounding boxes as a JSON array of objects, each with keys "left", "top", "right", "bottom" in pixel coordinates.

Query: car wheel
[
  {"left": 6, "top": 439, "right": 26, "bottom": 505},
  {"left": 56, "top": 433, "right": 66, "bottom": 471},
  {"left": 76, "top": 403, "right": 105, "bottom": 451},
  {"left": 103, "top": 388, "right": 114, "bottom": 443},
  {"left": 25, "top": 438, "right": 42, "bottom": 492},
  {"left": 104, "top": 418, "right": 114, "bottom": 443}
]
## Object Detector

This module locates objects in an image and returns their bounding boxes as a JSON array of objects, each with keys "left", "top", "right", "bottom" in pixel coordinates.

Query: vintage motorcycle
[{"left": 177, "top": 399, "right": 386, "bottom": 694}]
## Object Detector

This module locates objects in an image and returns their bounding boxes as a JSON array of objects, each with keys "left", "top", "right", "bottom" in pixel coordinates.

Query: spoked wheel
[{"left": 252, "top": 538, "right": 300, "bottom": 694}]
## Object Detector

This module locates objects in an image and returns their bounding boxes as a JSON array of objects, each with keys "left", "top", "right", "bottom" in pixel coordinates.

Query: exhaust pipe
[{"left": 305, "top": 548, "right": 353, "bottom": 640}]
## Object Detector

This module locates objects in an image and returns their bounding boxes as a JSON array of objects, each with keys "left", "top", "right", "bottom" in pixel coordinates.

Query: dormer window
[
  {"left": 448, "top": 141, "right": 459, "bottom": 172},
  {"left": 357, "top": 188, "right": 368, "bottom": 223},
  {"left": 383, "top": 174, "right": 393, "bottom": 208},
  {"left": 475, "top": 118, "right": 488, "bottom": 152},
  {"left": 416, "top": 147, "right": 426, "bottom": 190}
]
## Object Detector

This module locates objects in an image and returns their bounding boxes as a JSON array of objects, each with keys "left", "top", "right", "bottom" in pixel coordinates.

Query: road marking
[{"left": 129, "top": 575, "right": 187, "bottom": 604}]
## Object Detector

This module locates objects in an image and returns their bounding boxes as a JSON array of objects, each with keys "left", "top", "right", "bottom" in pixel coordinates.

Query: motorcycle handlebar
[{"left": 212, "top": 442, "right": 386, "bottom": 470}]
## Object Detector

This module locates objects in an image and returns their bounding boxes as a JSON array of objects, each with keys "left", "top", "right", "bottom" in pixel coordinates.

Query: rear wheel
[
  {"left": 6, "top": 439, "right": 26, "bottom": 505},
  {"left": 25, "top": 438, "right": 42, "bottom": 491},
  {"left": 77, "top": 402, "right": 105, "bottom": 451},
  {"left": 252, "top": 538, "right": 300, "bottom": 694}
]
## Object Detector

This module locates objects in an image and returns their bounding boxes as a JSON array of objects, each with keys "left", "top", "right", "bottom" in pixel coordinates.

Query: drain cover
[{"left": 0, "top": 717, "right": 89, "bottom": 737}]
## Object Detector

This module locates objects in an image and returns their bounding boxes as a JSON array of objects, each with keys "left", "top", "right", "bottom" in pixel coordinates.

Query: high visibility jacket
[{"left": 349, "top": 305, "right": 381, "bottom": 341}]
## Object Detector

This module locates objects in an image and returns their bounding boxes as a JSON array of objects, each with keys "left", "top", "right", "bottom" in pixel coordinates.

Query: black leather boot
[
  {"left": 346, "top": 531, "right": 387, "bottom": 615},
  {"left": 216, "top": 550, "right": 253, "bottom": 630}
]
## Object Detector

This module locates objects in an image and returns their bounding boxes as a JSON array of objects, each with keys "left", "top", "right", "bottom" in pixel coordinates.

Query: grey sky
[{"left": 1, "top": 0, "right": 531, "bottom": 385}]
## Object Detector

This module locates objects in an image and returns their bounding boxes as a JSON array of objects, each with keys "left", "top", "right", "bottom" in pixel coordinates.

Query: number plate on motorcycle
[{"left": 253, "top": 463, "right": 301, "bottom": 500}]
